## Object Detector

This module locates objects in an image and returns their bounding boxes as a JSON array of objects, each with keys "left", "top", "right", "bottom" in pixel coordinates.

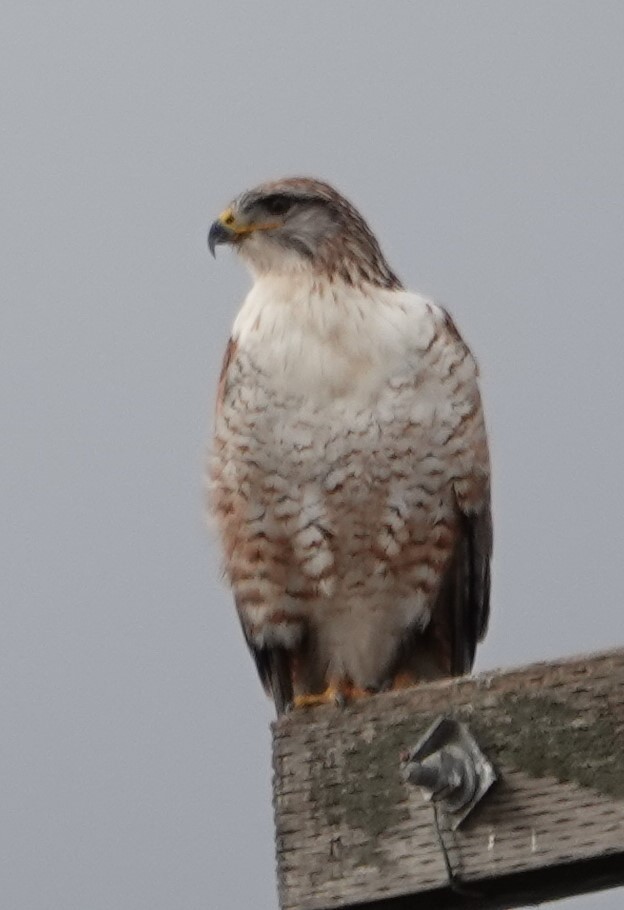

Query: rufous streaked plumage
[{"left": 207, "top": 177, "right": 492, "bottom": 715}]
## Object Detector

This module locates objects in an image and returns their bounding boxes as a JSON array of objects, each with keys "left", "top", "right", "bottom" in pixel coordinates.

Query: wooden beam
[{"left": 272, "top": 648, "right": 624, "bottom": 910}]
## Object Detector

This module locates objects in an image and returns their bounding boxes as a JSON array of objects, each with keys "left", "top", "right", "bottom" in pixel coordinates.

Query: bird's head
[{"left": 208, "top": 177, "right": 401, "bottom": 289}]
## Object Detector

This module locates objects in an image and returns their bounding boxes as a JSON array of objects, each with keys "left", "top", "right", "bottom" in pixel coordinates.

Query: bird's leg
[
  {"left": 390, "top": 670, "right": 419, "bottom": 690},
  {"left": 293, "top": 678, "right": 374, "bottom": 709},
  {"left": 378, "top": 670, "right": 420, "bottom": 693},
  {"left": 340, "top": 680, "right": 376, "bottom": 701}
]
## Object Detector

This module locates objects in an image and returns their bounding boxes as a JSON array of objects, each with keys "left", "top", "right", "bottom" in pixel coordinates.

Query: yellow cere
[
  {"left": 217, "top": 207, "right": 280, "bottom": 235},
  {"left": 218, "top": 208, "right": 236, "bottom": 227}
]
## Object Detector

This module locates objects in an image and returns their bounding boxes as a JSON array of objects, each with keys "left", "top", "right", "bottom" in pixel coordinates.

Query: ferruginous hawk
[{"left": 207, "top": 177, "right": 492, "bottom": 715}]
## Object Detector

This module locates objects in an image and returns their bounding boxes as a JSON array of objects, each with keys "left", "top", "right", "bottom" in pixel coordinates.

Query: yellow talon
[
  {"left": 293, "top": 680, "right": 375, "bottom": 709},
  {"left": 293, "top": 687, "right": 340, "bottom": 709}
]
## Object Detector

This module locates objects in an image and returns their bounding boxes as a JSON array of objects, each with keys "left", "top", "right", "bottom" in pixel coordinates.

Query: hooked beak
[
  {"left": 208, "top": 205, "right": 281, "bottom": 257},
  {"left": 208, "top": 219, "right": 235, "bottom": 257}
]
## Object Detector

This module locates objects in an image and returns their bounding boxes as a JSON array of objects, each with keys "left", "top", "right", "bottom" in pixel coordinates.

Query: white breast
[{"left": 232, "top": 274, "right": 439, "bottom": 405}]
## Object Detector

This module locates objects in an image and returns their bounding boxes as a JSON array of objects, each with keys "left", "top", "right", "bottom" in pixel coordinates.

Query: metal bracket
[{"left": 400, "top": 716, "right": 497, "bottom": 829}]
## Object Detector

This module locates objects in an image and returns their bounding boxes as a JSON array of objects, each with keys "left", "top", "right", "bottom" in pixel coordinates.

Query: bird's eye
[{"left": 263, "top": 195, "right": 292, "bottom": 217}]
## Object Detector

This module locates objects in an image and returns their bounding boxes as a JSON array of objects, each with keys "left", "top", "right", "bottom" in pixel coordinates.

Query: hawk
[{"left": 207, "top": 177, "right": 492, "bottom": 715}]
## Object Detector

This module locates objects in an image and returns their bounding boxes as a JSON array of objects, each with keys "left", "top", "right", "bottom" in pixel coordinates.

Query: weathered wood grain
[{"left": 272, "top": 648, "right": 624, "bottom": 910}]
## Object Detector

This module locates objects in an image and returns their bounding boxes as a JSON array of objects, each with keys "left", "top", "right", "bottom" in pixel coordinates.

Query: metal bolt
[{"left": 401, "top": 717, "right": 497, "bottom": 829}]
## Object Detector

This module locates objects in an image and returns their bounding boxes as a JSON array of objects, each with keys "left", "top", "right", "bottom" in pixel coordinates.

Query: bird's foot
[
  {"left": 293, "top": 688, "right": 340, "bottom": 709},
  {"left": 391, "top": 671, "right": 419, "bottom": 690},
  {"left": 379, "top": 671, "right": 419, "bottom": 693},
  {"left": 293, "top": 679, "right": 373, "bottom": 709}
]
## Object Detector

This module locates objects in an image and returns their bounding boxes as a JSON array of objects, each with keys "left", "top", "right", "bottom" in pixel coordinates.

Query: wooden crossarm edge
[{"left": 272, "top": 647, "right": 624, "bottom": 910}]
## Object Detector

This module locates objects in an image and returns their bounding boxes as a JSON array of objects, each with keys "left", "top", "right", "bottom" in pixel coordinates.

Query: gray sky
[{"left": 2, "top": 2, "right": 623, "bottom": 908}]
